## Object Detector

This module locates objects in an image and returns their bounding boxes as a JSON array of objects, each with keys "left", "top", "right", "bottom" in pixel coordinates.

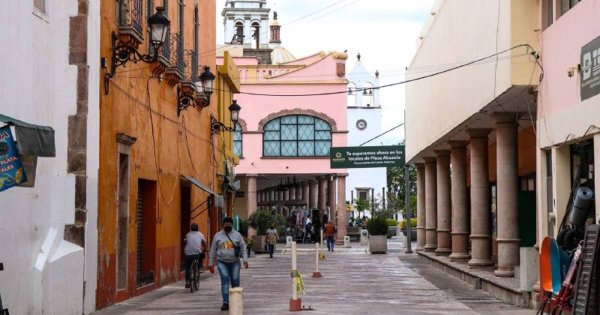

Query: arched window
[
  {"left": 233, "top": 122, "right": 243, "bottom": 157},
  {"left": 263, "top": 115, "right": 332, "bottom": 157},
  {"left": 347, "top": 82, "right": 357, "bottom": 107},
  {"left": 252, "top": 21, "right": 260, "bottom": 48},
  {"left": 234, "top": 21, "right": 244, "bottom": 45}
]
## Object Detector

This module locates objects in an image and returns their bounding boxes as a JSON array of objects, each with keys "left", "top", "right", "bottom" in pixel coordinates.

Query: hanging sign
[
  {"left": 0, "top": 126, "right": 27, "bottom": 192},
  {"left": 330, "top": 145, "right": 404, "bottom": 168}
]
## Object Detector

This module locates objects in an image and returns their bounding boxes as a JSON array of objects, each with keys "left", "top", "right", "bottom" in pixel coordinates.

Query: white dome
[{"left": 271, "top": 45, "right": 296, "bottom": 64}]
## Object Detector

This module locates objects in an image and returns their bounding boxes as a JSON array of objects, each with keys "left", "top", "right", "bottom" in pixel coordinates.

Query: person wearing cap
[{"left": 208, "top": 216, "right": 249, "bottom": 311}]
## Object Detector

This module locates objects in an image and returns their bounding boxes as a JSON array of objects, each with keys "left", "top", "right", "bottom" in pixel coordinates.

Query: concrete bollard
[
  {"left": 286, "top": 236, "right": 293, "bottom": 248},
  {"left": 290, "top": 241, "right": 302, "bottom": 311},
  {"left": 229, "top": 287, "right": 243, "bottom": 315},
  {"left": 343, "top": 235, "right": 351, "bottom": 248},
  {"left": 313, "top": 242, "right": 322, "bottom": 278},
  {"left": 360, "top": 229, "right": 369, "bottom": 246}
]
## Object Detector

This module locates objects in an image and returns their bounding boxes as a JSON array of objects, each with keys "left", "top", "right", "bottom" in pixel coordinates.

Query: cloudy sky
[{"left": 215, "top": 0, "right": 436, "bottom": 144}]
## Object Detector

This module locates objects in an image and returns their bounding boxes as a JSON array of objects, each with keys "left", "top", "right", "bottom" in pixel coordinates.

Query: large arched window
[
  {"left": 233, "top": 122, "right": 243, "bottom": 157},
  {"left": 263, "top": 115, "right": 332, "bottom": 157}
]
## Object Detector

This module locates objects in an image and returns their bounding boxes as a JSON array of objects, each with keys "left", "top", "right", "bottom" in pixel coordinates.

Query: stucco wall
[
  {"left": 538, "top": 0, "right": 600, "bottom": 148},
  {"left": 0, "top": 0, "right": 98, "bottom": 314},
  {"left": 406, "top": 0, "right": 538, "bottom": 161}
]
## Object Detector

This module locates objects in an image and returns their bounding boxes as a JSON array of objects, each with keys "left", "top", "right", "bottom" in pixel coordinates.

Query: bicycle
[{"left": 190, "top": 257, "right": 202, "bottom": 293}]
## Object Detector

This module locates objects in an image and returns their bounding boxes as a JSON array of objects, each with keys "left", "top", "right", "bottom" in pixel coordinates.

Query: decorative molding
[{"left": 257, "top": 108, "right": 338, "bottom": 132}]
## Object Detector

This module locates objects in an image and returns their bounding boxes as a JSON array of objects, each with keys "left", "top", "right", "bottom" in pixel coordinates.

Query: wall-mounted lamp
[
  {"left": 177, "top": 66, "right": 216, "bottom": 116},
  {"left": 103, "top": 7, "right": 170, "bottom": 95},
  {"left": 211, "top": 100, "right": 242, "bottom": 135}
]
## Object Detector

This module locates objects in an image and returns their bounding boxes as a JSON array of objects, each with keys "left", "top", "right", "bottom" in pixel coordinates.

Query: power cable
[{"left": 358, "top": 123, "right": 404, "bottom": 146}]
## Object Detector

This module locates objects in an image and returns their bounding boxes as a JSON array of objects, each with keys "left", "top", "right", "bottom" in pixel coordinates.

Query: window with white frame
[{"left": 263, "top": 115, "right": 332, "bottom": 157}]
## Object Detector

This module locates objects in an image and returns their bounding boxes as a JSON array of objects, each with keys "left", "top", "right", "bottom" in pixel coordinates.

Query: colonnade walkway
[{"left": 94, "top": 237, "right": 535, "bottom": 315}]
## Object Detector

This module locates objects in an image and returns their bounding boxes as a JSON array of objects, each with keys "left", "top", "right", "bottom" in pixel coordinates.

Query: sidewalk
[{"left": 94, "top": 237, "right": 535, "bottom": 315}]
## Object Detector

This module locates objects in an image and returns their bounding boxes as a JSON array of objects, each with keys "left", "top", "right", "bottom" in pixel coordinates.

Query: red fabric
[{"left": 325, "top": 224, "right": 336, "bottom": 236}]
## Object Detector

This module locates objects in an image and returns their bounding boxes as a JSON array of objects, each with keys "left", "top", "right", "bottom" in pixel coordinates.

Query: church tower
[{"left": 222, "top": 0, "right": 273, "bottom": 63}]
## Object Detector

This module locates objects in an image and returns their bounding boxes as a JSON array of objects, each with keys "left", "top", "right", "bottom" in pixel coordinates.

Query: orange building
[{"left": 97, "top": 0, "right": 237, "bottom": 308}]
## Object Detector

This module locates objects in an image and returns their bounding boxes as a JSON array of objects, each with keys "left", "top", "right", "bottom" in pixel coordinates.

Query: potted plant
[
  {"left": 247, "top": 210, "right": 285, "bottom": 254},
  {"left": 238, "top": 219, "right": 253, "bottom": 257},
  {"left": 367, "top": 216, "right": 389, "bottom": 254},
  {"left": 400, "top": 218, "right": 417, "bottom": 240},
  {"left": 386, "top": 218, "right": 398, "bottom": 239}
]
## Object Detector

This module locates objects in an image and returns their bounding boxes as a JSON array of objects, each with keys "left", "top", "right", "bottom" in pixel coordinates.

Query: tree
[
  {"left": 355, "top": 198, "right": 370, "bottom": 216},
  {"left": 386, "top": 141, "right": 417, "bottom": 217}
]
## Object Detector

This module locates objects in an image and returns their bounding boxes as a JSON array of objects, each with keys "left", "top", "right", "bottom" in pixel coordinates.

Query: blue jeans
[
  {"left": 326, "top": 236, "right": 335, "bottom": 251},
  {"left": 217, "top": 260, "right": 241, "bottom": 304},
  {"left": 267, "top": 243, "right": 275, "bottom": 257},
  {"left": 184, "top": 254, "right": 204, "bottom": 283}
]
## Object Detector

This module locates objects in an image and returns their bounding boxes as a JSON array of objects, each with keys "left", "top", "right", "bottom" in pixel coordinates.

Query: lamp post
[
  {"left": 404, "top": 109, "right": 413, "bottom": 254},
  {"left": 211, "top": 100, "right": 242, "bottom": 134}
]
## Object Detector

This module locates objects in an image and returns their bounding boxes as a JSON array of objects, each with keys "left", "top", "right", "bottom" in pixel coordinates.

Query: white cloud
[{"left": 216, "top": 0, "right": 435, "bottom": 144}]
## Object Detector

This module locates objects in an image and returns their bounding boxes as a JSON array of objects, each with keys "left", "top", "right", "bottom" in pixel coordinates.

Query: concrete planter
[
  {"left": 252, "top": 235, "right": 267, "bottom": 254},
  {"left": 368, "top": 235, "right": 388, "bottom": 254},
  {"left": 401, "top": 228, "right": 417, "bottom": 240},
  {"left": 386, "top": 227, "right": 397, "bottom": 239}
]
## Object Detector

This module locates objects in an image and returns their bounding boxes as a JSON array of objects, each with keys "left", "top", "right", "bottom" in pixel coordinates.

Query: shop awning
[
  {"left": 0, "top": 114, "right": 55, "bottom": 157},
  {"left": 182, "top": 175, "right": 224, "bottom": 208}
]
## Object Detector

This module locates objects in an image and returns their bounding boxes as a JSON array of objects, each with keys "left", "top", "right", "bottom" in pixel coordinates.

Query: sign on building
[
  {"left": 581, "top": 35, "right": 600, "bottom": 101},
  {"left": 0, "top": 126, "right": 28, "bottom": 192},
  {"left": 330, "top": 145, "right": 404, "bottom": 169}
]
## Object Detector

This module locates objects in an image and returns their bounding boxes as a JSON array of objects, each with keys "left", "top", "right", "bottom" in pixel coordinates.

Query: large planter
[
  {"left": 252, "top": 235, "right": 267, "bottom": 254},
  {"left": 386, "top": 227, "right": 397, "bottom": 239},
  {"left": 401, "top": 228, "right": 417, "bottom": 241},
  {"left": 368, "top": 235, "right": 388, "bottom": 254}
]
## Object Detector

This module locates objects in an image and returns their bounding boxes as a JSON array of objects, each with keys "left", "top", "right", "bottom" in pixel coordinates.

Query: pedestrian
[
  {"left": 184, "top": 223, "right": 207, "bottom": 289},
  {"left": 208, "top": 217, "right": 249, "bottom": 311},
  {"left": 266, "top": 224, "right": 279, "bottom": 258},
  {"left": 324, "top": 220, "right": 337, "bottom": 252},
  {"left": 303, "top": 216, "right": 313, "bottom": 243}
]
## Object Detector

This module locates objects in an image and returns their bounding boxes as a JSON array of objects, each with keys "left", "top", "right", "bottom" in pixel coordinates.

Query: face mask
[{"left": 224, "top": 226, "right": 232, "bottom": 233}]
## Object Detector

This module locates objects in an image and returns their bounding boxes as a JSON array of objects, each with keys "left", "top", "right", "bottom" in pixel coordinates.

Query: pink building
[
  {"left": 536, "top": 0, "right": 600, "bottom": 244},
  {"left": 218, "top": 1, "right": 349, "bottom": 242}
]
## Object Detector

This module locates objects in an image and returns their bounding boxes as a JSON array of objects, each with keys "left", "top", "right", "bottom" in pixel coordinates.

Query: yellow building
[{"left": 97, "top": 0, "right": 237, "bottom": 309}]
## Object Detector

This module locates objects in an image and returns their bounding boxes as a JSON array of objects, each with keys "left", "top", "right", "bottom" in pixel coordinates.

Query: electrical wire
[{"left": 358, "top": 123, "right": 404, "bottom": 146}]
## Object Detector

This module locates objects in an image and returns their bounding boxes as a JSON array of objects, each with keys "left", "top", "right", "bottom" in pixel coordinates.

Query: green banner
[{"left": 330, "top": 145, "right": 404, "bottom": 169}]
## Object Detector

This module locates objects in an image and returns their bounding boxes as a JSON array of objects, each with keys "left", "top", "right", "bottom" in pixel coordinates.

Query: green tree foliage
[
  {"left": 386, "top": 141, "right": 417, "bottom": 217},
  {"left": 248, "top": 210, "right": 286, "bottom": 235},
  {"left": 366, "top": 216, "right": 389, "bottom": 235}
]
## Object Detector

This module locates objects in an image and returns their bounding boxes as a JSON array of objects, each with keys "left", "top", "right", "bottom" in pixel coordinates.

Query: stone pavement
[{"left": 94, "top": 237, "right": 535, "bottom": 315}]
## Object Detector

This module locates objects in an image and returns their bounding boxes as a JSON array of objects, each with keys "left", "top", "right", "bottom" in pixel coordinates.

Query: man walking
[
  {"left": 324, "top": 220, "right": 337, "bottom": 252},
  {"left": 208, "top": 217, "right": 249, "bottom": 311}
]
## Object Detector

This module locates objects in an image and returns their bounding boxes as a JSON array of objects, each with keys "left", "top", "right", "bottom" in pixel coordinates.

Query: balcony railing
[
  {"left": 118, "top": 0, "right": 144, "bottom": 43},
  {"left": 165, "top": 33, "right": 185, "bottom": 80}
]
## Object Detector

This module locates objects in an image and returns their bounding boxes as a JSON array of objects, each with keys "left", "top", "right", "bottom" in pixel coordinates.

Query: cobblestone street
[{"left": 94, "top": 238, "right": 535, "bottom": 315}]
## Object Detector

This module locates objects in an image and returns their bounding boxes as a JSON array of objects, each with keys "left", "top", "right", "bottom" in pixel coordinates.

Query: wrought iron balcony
[
  {"left": 118, "top": 0, "right": 144, "bottom": 43},
  {"left": 165, "top": 32, "right": 185, "bottom": 80}
]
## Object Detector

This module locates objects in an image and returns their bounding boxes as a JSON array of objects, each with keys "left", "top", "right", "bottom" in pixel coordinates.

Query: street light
[
  {"left": 211, "top": 100, "right": 242, "bottom": 134},
  {"left": 104, "top": 7, "right": 171, "bottom": 94}
]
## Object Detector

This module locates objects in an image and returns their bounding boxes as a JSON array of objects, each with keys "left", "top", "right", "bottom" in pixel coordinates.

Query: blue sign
[{"left": 0, "top": 126, "right": 27, "bottom": 191}]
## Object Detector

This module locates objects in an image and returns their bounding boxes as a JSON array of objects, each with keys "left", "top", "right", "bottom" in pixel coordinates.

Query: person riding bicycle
[{"left": 184, "top": 222, "right": 207, "bottom": 289}]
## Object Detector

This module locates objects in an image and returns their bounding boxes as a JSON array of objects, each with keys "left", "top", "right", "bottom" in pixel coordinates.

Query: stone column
[
  {"left": 310, "top": 181, "right": 319, "bottom": 209},
  {"left": 303, "top": 182, "right": 310, "bottom": 206},
  {"left": 449, "top": 141, "right": 470, "bottom": 261},
  {"left": 467, "top": 129, "right": 494, "bottom": 268},
  {"left": 435, "top": 150, "right": 451, "bottom": 256},
  {"left": 318, "top": 177, "right": 327, "bottom": 211},
  {"left": 416, "top": 163, "right": 426, "bottom": 251},
  {"left": 494, "top": 113, "right": 520, "bottom": 277},
  {"left": 284, "top": 188, "right": 290, "bottom": 202},
  {"left": 424, "top": 157, "right": 438, "bottom": 252},
  {"left": 336, "top": 175, "right": 347, "bottom": 243},
  {"left": 247, "top": 175, "right": 258, "bottom": 216},
  {"left": 290, "top": 187, "right": 296, "bottom": 200},
  {"left": 328, "top": 176, "right": 336, "bottom": 220}
]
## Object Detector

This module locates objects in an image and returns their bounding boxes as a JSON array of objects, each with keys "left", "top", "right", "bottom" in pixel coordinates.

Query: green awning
[
  {"left": 182, "top": 175, "right": 224, "bottom": 208},
  {"left": 0, "top": 114, "right": 55, "bottom": 157}
]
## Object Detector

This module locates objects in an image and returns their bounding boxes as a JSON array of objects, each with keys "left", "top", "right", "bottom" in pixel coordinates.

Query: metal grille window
[
  {"left": 263, "top": 115, "right": 331, "bottom": 157},
  {"left": 117, "top": 0, "right": 144, "bottom": 42},
  {"left": 234, "top": 122, "right": 243, "bottom": 157}
]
